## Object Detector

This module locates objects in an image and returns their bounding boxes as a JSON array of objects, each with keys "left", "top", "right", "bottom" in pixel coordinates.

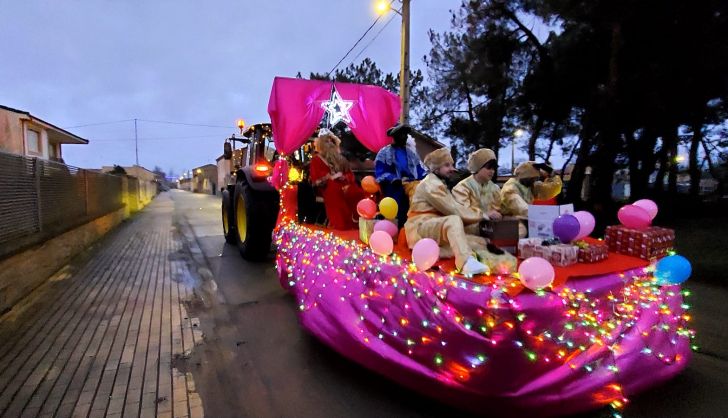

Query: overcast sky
[{"left": 1, "top": 0, "right": 468, "bottom": 175}]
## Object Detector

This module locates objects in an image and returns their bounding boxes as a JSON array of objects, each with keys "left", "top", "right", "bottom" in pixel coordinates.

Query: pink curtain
[
  {"left": 267, "top": 76, "right": 401, "bottom": 155},
  {"left": 335, "top": 82, "right": 401, "bottom": 153},
  {"left": 267, "top": 77, "right": 331, "bottom": 155}
]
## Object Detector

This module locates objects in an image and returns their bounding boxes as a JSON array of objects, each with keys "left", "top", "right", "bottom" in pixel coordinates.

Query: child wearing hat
[
  {"left": 404, "top": 148, "right": 489, "bottom": 276},
  {"left": 453, "top": 148, "right": 517, "bottom": 274}
]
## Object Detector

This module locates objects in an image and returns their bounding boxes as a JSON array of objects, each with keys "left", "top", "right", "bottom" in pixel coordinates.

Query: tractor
[{"left": 221, "top": 123, "right": 280, "bottom": 260}]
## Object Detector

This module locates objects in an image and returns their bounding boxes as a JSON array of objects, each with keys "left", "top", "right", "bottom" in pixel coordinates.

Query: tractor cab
[{"left": 221, "top": 123, "right": 281, "bottom": 260}]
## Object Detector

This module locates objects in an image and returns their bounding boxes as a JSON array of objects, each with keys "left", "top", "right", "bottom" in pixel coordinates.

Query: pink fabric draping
[
  {"left": 267, "top": 76, "right": 401, "bottom": 155},
  {"left": 275, "top": 222, "right": 691, "bottom": 417},
  {"left": 334, "top": 82, "right": 401, "bottom": 152},
  {"left": 267, "top": 77, "right": 331, "bottom": 155}
]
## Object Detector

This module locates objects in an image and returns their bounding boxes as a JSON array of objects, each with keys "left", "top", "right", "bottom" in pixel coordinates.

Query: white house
[{"left": 0, "top": 104, "right": 88, "bottom": 161}]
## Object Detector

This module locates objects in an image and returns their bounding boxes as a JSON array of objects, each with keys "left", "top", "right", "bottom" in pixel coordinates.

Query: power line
[
  {"left": 326, "top": 15, "right": 384, "bottom": 77},
  {"left": 65, "top": 118, "right": 235, "bottom": 130},
  {"left": 64, "top": 119, "right": 135, "bottom": 129},
  {"left": 137, "top": 118, "right": 234, "bottom": 129},
  {"left": 90, "top": 134, "right": 224, "bottom": 142},
  {"left": 349, "top": 12, "right": 398, "bottom": 65}
]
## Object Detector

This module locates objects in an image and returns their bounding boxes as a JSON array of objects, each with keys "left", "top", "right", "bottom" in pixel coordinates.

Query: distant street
[{"left": 173, "top": 190, "right": 728, "bottom": 418}]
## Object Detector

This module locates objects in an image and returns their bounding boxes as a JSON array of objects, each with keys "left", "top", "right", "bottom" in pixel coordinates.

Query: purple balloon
[
  {"left": 572, "top": 211, "right": 596, "bottom": 240},
  {"left": 552, "top": 214, "right": 580, "bottom": 243},
  {"left": 373, "top": 219, "right": 398, "bottom": 238}
]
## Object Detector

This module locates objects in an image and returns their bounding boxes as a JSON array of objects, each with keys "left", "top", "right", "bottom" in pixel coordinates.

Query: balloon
[
  {"left": 369, "top": 231, "right": 393, "bottom": 256},
  {"left": 361, "top": 175, "right": 380, "bottom": 194},
  {"left": 655, "top": 255, "right": 692, "bottom": 285},
  {"left": 412, "top": 238, "right": 440, "bottom": 271},
  {"left": 357, "top": 198, "right": 377, "bottom": 219},
  {"left": 552, "top": 214, "right": 580, "bottom": 243},
  {"left": 517, "top": 257, "right": 555, "bottom": 291},
  {"left": 373, "top": 219, "right": 398, "bottom": 238},
  {"left": 379, "top": 197, "right": 398, "bottom": 220},
  {"left": 633, "top": 199, "right": 658, "bottom": 220},
  {"left": 572, "top": 211, "right": 596, "bottom": 240},
  {"left": 617, "top": 204, "right": 651, "bottom": 230}
]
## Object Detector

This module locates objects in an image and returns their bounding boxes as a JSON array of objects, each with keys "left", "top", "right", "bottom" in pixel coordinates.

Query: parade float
[{"left": 255, "top": 77, "right": 695, "bottom": 417}]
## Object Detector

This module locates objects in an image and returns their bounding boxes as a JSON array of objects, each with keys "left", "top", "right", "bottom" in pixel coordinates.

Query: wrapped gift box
[
  {"left": 359, "top": 218, "right": 376, "bottom": 244},
  {"left": 518, "top": 238, "right": 546, "bottom": 258},
  {"left": 604, "top": 225, "right": 675, "bottom": 260},
  {"left": 575, "top": 240, "right": 609, "bottom": 263},
  {"left": 518, "top": 238, "right": 579, "bottom": 266}
]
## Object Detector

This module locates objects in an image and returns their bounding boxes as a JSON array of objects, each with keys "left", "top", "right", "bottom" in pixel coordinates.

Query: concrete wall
[
  {"left": 0, "top": 206, "right": 126, "bottom": 315},
  {"left": 0, "top": 172, "right": 159, "bottom": 316}
]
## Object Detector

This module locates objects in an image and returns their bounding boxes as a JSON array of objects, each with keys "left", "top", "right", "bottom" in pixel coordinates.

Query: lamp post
[
  {"left": 376, "top": 0, "right": 410, "bottom": 124},
  {"left": 512, "top": 128, "right": 525, "bottom": 174}
]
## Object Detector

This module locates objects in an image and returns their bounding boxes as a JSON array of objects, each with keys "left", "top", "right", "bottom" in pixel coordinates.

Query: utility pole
[
  {"left": 134, "top": 118, "right": 139, "bottom": 166},
  {"left": 399, "top": 0, "right": 410, "bottom": 124}
]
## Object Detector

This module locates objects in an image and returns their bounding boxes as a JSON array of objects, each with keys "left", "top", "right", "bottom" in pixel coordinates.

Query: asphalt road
[{"left": 169, "top": 190, "right": 728, "bottom": 418}]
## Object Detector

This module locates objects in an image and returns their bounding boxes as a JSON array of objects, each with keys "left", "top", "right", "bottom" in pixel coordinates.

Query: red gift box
[
  {"left": 575, "top": 240, "right": 609, "bottom": 263},
  {"left": 604, "top": 225, "right": 675, "bottom": 260},
  {"left": 518, "top": 238, "right": 578, "bottom": 266}
]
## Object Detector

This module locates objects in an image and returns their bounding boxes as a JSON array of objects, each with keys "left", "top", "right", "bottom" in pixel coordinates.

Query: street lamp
[
  {"left": 512, "top": 129, "right": 525, "bottom": 174},
  {"left": 237, "top": 119, "right": 246, "bottom": 135},
  {"left": 376, "top": 0, "right": 410, "bottom": 124}
]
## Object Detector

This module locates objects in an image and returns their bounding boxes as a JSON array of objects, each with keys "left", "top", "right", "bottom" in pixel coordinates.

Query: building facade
[{"left": 0, "top": 104, "right": 88, "bottom": 161}]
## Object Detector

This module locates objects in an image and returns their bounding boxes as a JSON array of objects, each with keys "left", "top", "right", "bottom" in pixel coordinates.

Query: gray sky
[{"left": 0, "top": 0, "right": 463, "bottom": 176}]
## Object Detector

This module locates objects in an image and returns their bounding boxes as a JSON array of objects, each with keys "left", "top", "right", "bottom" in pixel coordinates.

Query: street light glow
[
  {"left": 514, "top": 128, "right": 525, "bottom": 137},
  {"left": 375, "top": 0, "right": 390, "bottom": 14}
]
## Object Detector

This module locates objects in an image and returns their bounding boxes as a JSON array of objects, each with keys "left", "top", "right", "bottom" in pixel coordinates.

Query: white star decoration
[{"left": 320, "top": 89, "right": 354, "bottom": 126}]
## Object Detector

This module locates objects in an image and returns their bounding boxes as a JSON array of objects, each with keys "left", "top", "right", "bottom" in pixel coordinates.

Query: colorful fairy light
[{"left": 272, "top": 182, "right": 694, "bottom": 416}]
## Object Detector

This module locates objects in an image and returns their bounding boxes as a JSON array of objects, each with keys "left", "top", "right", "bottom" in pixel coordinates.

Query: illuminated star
[{"left": 321, "top": 89, "right": 354, "bottom": 126}]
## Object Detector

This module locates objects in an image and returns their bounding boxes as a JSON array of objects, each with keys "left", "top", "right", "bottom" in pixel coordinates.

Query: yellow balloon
[{"left": 379, "top": 197, "right": 398, "bottom": 220}]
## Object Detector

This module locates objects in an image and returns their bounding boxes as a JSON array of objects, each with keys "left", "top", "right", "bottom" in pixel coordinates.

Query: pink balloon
[
  {"left": 633, "top": 199, "right": 658, "bottom": 220},
  {"left": 412, "top": 238, "right": 440, "bottom": 271},
  {"left": 373, "top": 220, "right": 398, "bottom": 238},
  {"left": 356, "top": 198, "right": 377, "bottom": 219},
  {"left": 617, "top": 204, "right": 651, "bottom": 230},
  {"left": 572, "top": 211, "right": 596, "bottom": 240},
  {"left": 369, "top": 231, "right": 393, "bottom": 256},
  {"left": 517, "top": 257, "right": 555, "bottom": 291}
]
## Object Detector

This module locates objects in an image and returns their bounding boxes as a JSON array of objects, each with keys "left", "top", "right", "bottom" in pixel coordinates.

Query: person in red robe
[{"left": 309, "top": 132, "right": 366, "bottom": 230}]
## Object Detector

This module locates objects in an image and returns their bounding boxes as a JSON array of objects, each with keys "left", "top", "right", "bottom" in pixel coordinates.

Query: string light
[{"left": 273, "top": 181, "right": 695, "bottom": 415}]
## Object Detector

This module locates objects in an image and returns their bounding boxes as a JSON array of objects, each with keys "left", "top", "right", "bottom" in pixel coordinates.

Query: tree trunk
[
  {"left": 666, "top": 127, "right": 679, "bottom": 196},
  {"left": 590, "top": 21, "right": 623, "bottom": 208},
  {"left": 566, "top": 128, "right": 594, "bottom": 204},
  {"left": 544, "top": 122, "right": 560, "bottom": 162},
  {"left": 689, "top": 118, "right": 703, "bottom": 197},
  {"left": 654, "top": 142, "right": 668, "bottom": 194},
  {"left": 625, "top": 129, "right": 642, "bottom": 198},
  {"left": 700, "top": 137, "right": 723, "bottom": 196},
  {"left": 527, "top": 114, "right": 544, "bottom": 160}
]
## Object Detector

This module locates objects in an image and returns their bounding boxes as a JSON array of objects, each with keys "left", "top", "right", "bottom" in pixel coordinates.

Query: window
[{"left": 26, "top": 129, "right": 41, "bottom": 155}]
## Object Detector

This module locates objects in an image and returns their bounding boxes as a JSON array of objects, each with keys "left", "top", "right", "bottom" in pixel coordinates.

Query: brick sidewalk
[{"left": 0, "top": 193, "right": 203, "bottom": 418}]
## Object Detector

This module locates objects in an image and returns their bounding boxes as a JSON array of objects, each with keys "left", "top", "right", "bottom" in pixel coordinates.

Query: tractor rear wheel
[{"left": 234, "top": 182, "right": 278, "bottom": 261}]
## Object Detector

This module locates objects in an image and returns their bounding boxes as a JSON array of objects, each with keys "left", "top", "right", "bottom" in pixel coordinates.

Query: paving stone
[{"left": 0, "top": 195, "right": 204, "bottom": 418}]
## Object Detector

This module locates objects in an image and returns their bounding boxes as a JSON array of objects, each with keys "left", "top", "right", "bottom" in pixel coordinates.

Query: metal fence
[{"left": 0, "top": 151, "right": 125, "bottom": 259}]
